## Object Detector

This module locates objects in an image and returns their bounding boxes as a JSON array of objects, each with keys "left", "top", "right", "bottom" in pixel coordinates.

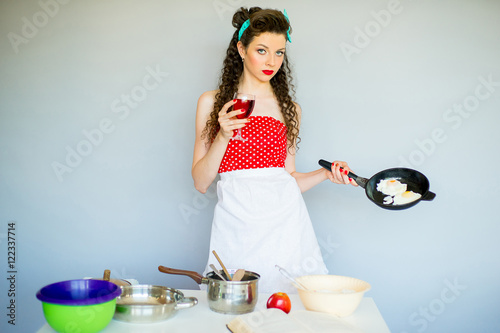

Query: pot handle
[
  {"left": 158, "top": 266, "right": 204, "bottom": 284},
  {"left": 318, "top": 159, "right": 367, "bottom": 189},
  {"left": 175, "top": 296, "right": 198, "bottom": 310},
  {"left": 421, "top": 191, "right": 436, "bottom": 201}
]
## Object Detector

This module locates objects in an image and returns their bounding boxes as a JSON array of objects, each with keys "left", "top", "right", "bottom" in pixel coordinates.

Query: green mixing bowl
[{"left": 36, "top": 279, "right": 121, "bottom": 333}]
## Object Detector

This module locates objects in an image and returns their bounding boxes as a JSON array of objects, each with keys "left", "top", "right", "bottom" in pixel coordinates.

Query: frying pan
[{"left": 319, "top": 159, "right": 436, "bottom": 210}]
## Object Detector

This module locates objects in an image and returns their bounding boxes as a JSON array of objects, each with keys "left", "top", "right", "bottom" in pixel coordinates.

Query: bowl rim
[
  {"left": 116, "top": 284, "right": 185, "bottom": 306},
  {"left": 119, "top": 284, "right": 184, "bottom": 294},
  {"left": 295, "top": 274, "right": 371, "bottom": 294},
  {"left": 36, "top": 279, "right": 122, "bottom": 305}
]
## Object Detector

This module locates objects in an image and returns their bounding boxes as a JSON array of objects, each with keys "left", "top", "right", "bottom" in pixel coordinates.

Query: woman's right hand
[
  {"left": 328, "top": 161, "right": 358, "bottom": 187},
  {"left": 218, "top": 99, "right": 250, "bottom": 140}
]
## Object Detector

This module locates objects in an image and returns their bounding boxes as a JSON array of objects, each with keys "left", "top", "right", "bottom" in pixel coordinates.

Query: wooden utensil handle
[
  {"left": 212, "top": 250, "right": 233, "bottom": 281},
  {"left": 158, "top": 266, "right": 203, "bottom": 284},
  {"left": 103, "top": 269, "right": 111, "bottom": 281}
]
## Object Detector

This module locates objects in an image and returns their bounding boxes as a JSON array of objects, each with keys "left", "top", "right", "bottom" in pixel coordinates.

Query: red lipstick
[{"left": 262, "top": 70, "right": 274, "bottom": 75}]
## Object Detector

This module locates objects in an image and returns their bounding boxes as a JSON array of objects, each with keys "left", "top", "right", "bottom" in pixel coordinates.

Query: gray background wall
[{"left": 1, "top": 0, "right": 499, "bottom": 332}]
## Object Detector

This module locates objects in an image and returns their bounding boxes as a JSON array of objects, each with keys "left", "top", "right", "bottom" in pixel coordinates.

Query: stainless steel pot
[
  {"left": 158, "top": 266, "right": 260, "bottom": 314},
  {"left": 113, "top": 285, "right": 197, "bottom": 323}
]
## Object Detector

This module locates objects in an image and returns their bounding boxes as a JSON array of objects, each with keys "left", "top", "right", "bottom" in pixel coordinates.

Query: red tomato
[{"left": 266, "top": 292, "right": 292, "bottom": 314}]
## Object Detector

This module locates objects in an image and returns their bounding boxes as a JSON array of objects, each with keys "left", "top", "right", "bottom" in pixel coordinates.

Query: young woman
[{"left": 192, "top": 7, "right": 358, "bottom": 293}]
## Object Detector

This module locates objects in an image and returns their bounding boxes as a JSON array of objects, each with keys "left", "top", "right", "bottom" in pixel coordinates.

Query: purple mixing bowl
[{"left": 36, "top": 279, "right": 122, "bottom": 305}]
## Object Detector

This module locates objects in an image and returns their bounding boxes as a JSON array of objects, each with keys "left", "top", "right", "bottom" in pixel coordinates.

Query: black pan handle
[
  {"left": 318, "top": 159, "right": 367, "bottom": 189},
  {"left": 421, "top": 191, "right": 436, "bottom": 201}
]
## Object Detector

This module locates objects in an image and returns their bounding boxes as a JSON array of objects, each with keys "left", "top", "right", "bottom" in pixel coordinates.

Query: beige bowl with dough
[{"left": 295, "top": 275, "right": 371, "bottom": 317}]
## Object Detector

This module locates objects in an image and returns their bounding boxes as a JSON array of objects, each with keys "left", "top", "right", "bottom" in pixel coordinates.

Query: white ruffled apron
[{"left": 203, "top": 167, "right": 328, "bottom": 294}]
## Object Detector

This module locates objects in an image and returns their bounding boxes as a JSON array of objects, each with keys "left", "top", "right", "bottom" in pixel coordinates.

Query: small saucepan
[
  {"left": 319, "top": 159, "right": 436, "bottom": 210},
  {"left": 158, "top": 266, "right": 259, "bottom": 314}
]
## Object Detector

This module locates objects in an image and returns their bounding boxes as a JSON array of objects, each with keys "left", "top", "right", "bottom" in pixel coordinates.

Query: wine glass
[{"left": 229, "top": 92, "right": 255, "bottom": 141}]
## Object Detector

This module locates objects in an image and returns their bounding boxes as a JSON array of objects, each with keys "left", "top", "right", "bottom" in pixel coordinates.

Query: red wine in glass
[
  {"left": 234, "top": 99, "right": 255, "bottom": 119},
  {"left": 230, "top": 93, "right": 255, "bottom": 141}
]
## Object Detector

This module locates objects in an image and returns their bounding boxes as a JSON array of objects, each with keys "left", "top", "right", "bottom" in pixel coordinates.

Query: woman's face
[{"left": 238, "top": 32, "right": 287, "bottom": 82}]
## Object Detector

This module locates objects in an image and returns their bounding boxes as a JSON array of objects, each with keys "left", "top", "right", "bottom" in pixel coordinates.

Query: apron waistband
[{"left": 220, "top": 167, "right": 286, "bottom": 180}]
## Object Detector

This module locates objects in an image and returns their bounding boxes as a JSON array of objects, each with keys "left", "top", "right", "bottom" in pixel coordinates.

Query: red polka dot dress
[
  {"left": 203, "top": 116, "right": 328, "bottom": 294},
  {"left": 218, "top": 116, "right": 287, "bottom": 173}
]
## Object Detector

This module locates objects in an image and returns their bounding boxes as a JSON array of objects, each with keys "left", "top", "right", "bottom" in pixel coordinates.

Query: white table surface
[{"left": 37, "top": 289, "right": 391, "bottom": 333}]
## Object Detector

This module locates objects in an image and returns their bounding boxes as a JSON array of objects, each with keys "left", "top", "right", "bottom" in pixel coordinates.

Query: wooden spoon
[
  {"left": 212, "top": 250, "right": 232, "bottom": 281},
  {"left": 232, "top": 269, "right": 246, "bottom": 282}
]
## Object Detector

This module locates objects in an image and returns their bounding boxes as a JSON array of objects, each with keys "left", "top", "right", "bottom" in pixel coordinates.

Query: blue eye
[
  {"left": 258, "top": 49, "right": 266, "bottom": 54},
  {"left": 276, "top": 51, "right": 284, "bottom": 56}
]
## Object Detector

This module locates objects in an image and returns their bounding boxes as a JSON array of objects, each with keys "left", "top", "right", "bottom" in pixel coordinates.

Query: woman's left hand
[{"left": 327, "top": 161, "right": 358, "bottom": 186}]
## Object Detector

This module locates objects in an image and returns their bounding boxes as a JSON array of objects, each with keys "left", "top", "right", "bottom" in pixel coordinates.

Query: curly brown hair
[{"left": 202, "top": 7, "right": 300, "bottom": 151}]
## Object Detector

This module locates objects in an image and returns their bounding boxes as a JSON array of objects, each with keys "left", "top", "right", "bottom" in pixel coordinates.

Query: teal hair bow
[
  {"left": 238, "top": 19, "right": 250, "bottom": 41},
  {"left": 238, "top": 9, "right": 292, "bottom": 43},
  {"left": 283, "top": 9, "right": 292, "bottom": 43}
]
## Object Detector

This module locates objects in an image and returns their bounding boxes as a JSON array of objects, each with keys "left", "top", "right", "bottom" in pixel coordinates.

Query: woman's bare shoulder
[
  {"left": 196, "top": 90, "right": 219, "bottom": 122},
  {"left": 198, "top": 90, "right": 218, "bottom": 107},
  {"left": 294, "top": 101, "right": 301, "bottom": 109},
  {"left": 293, "top": 101, "right": 302, "bottom": 118}
]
